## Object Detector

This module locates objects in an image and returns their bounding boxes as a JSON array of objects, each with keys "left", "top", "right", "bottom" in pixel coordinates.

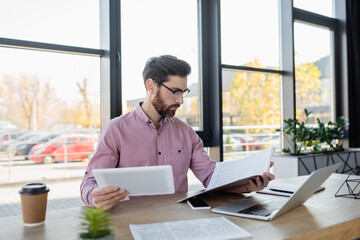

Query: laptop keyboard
[{"left": 238, "top": 199, "right": 285, "bottom": 217}]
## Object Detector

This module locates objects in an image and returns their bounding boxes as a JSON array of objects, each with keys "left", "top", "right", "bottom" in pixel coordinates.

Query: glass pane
[
  {"left": 0, "top": 47, "right": 100, "bottom": 183},
  {"left": 222, "top": 69, "right": 281, "bottom": 161},
  {"left": 121, "top": 0, "right": 200, "bottom": 130},
  {"left": 294, "top": 23, "right": 332, "bottom": 123},
  {"left": 0, "top": 0, "right": 99, "bottom": 48},
  {"left": 221, "top": 0, "right": 279, "bottom": 69},
  {"left": 294, "top": 0, "right": 333, "bottom": 17}
]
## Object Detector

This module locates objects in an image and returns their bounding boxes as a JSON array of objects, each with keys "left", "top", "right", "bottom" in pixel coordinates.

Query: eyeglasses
[{"left": 159, "top": 83, "right": 190, "bottom": 99}]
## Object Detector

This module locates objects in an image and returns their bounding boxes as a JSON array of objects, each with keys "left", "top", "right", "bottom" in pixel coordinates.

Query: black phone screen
[{"left": 187, "top": 198, "right": 210, "bottom": 207}]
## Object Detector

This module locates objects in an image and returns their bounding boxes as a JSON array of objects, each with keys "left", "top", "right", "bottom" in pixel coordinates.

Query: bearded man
[{"left": 80, "top": 55, "right": 274, "bottom": 210}]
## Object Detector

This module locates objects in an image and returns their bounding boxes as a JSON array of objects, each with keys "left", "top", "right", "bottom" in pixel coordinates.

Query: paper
[
  {"left": 257, "top": 182, "right": 325, "bottom": 197},
  {"left": 207, "top": 147, "right": 274, "bottom": 190},
  {"left": 129, "top": 217, "right": 252, "bottom": 240},
  {"left": 178, "top": 147, "right": 275, "bottom": 202}
]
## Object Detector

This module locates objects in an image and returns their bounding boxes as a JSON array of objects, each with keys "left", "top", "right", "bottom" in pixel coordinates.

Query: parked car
[
  {"left": 223, "top": 134, "right": 261, "bottom": 153},
  {"left": 0, "top": 131, "right": 24, "bottom": 143},
  {"left": 259, "top": 134, "right": 281, "bottom": 149},
  {"left": 231, "top": 135, "right": 260, "bottom": 151},
  {"left": 30, "top": 134, "right": 96, "bottom": 164},
  {"left": 223, "top": 135, "right": 243, "bottom": 153},
  {"left": 0, "top": 132, "right": 26, "bottom": 151},
  {"left": 13, "top": 133, "right": 60, "bottom": 158},
  {"left": 7, "top": 133, "right": 41, "bottom": 154}
]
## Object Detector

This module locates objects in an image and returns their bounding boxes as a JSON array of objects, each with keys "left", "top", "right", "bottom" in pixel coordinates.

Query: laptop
[{"left": 211, "top": 162, "right": 341, "bottom": 221}]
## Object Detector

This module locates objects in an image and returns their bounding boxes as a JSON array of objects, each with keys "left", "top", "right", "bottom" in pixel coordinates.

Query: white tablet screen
[{"left": 93, "top": 165, "right": 175, "bottom": 196}]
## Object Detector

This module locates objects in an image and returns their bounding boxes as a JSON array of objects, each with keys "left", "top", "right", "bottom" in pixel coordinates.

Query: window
[
  {"left": 65, "top": 138, "right": 76, "bottom": 145},
  {"left": 221, "top": 0, "right": 279, "bottom": 69},
  {"left": 0, "top": 47, "right": 100, "bottom": 130},
  {"left": 120, "top": 0, "right": 201, "bottom": 129},
  {"left": 294, "top": 0, "right": 333, "bottom": 17},
  {"left": 0, "top": 1, "right": 101, "bottom": 182},
  {"left": 294, "top": 23, "right": 333, "bottom": 123},
  {"left": 0, "top": 0, "right": 347, "bottom": 177},
  {"left": 0, "top": 0, "right": 100, "bottom": 48},
  {"left": 221, "top": 0, "right": 281, "bottom": 160},
  {"left": 79, "top": 138, "right": 90, "bottom": 143},
  {"left": 222, "top": 69, "right": 280, "bottom": 160}
]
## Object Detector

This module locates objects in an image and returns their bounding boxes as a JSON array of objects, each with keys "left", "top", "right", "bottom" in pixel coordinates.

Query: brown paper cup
[
  {"left": 19, "top": 183, "right": 49, "bottom": 227},
  {"left": 20, "top": 192, "right": 48, "bottom": 226}
]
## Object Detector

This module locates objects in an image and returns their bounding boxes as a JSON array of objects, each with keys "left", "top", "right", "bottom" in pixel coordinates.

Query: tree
[
  {"left": 227, "top": 57, "right": 324, "bottom": 133},
  {"left": 295, "top": 62, "right": 324, "bottom": 123},
  {"left": 76, "top": 78, "right": 93, "bottom": 128},
  {"left": 1, "top": 74, "right": 40, "bottom": 129},
  {"left": 227, "top": 58, "right": 280, "bottom": 133},
  {"left": 1, "top": 73, "right": 59, "bottom": 130}
]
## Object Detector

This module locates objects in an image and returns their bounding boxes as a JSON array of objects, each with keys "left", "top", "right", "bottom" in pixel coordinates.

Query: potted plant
[
  {"left": 273, "top": 109, "right": 357, "bottom": 178},
  {"left": 281, "top": 109, "right": 345, "bottom": 155},
  {"left": 78, "top": 207, "right": 114, "bottom": 240}
]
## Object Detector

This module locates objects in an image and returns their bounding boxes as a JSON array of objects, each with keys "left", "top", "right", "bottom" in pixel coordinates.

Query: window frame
[{"left": 0, "top": 0, "right": 348, "bottom": 161}]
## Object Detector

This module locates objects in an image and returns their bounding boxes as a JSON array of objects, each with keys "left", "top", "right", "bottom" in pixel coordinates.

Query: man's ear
[{"left": 146, "top": 78, "right": 156, "bottom": 94}]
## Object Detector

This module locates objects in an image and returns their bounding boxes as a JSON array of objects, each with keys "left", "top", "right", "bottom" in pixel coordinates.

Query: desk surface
[{"left": 1, "top": 173, "right": 360, "bottom": 240}]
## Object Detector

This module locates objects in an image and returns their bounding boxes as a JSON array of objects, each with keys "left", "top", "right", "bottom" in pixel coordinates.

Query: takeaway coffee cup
[{"left": 19, "top": 182, "right": 49, "bottom": 227}]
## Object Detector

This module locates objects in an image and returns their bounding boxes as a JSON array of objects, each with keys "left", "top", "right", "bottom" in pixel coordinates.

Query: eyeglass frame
[{"left": 159, "top": 83, "right": 190, "bottom": 99}]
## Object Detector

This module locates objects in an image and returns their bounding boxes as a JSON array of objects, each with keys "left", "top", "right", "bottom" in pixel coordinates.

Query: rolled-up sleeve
[
  {"left": 80, "top": 119, "right": 121, "bottom": 206},
  {"left": 188, "top": 130, "right": 216, "bottom": 188}
]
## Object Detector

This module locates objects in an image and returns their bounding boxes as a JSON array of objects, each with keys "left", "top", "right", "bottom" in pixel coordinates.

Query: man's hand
[
  {"left": 245, "top": 172, "right": 275, "bottom": 192},
  {"left": 91, "top": 186, "right": 128, "bottom": 210},
  {"left": 245, "top": 161, "right": 275, "bottom": 192}
]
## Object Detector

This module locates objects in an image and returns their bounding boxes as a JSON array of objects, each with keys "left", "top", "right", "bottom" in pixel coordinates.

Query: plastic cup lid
[{"left": 19, "top": 183, "right": 49, "bottom": 195}]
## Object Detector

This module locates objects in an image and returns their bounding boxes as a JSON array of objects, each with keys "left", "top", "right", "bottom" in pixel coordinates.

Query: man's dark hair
[{"left": 142, "top": 55, "right": 191, "bottom": 87}]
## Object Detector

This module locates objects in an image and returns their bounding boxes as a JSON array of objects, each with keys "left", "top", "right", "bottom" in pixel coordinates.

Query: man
[{"left": 81, "top": 55, "right": 274, "bottom": 210}]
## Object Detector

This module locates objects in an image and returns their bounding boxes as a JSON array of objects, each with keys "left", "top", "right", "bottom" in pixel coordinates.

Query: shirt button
[
  {"left": 158, "top": 152, "right": 161, "bottom": 155},
  {"left": 178, "top": 150, "right": 181, "bottom": 153}
]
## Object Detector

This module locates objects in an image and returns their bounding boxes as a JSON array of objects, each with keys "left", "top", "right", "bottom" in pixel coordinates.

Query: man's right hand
[{"left": 91, "top": 186, "right": 128, "bottom": 210}]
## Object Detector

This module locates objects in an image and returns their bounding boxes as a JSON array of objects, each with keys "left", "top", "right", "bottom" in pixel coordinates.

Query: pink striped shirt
[{"left": 80, "top": 103, "right": 217, "bottom": 206}]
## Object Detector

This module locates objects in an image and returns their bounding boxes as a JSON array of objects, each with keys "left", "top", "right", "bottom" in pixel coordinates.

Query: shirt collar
[
  {"left": 135, "top": 102, "right": 169, "bottom": 125},
  {"left": 135, "top": 102, "right": 151, "bottom": 123}
]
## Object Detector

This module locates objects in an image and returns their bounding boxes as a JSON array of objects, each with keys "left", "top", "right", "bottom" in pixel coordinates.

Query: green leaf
[
  {"left": 79, "top": 207, "right": 113, "bottom": 239},
  {"left": 283, "top": 148, "right": 290, "bottom": 153}
]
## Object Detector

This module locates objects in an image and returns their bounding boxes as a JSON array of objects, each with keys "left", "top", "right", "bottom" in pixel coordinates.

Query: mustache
[{"left": 169, "top": 104, "right": 180, "bottom": 108}]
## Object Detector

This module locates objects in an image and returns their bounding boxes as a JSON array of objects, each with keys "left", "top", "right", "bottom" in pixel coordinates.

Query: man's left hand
[{"left": 245, "top": 172, "right": 275, "bottom": 192}]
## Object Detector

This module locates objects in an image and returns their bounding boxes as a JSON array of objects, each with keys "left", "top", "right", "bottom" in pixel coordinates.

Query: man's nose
[{"left": 176, "top": 94, "right": 184, "bottom": 105}]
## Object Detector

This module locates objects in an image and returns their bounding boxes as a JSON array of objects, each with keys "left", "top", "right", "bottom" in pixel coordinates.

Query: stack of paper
[{"left": 129, "top": 217, "right": 252, "bottom": 240}]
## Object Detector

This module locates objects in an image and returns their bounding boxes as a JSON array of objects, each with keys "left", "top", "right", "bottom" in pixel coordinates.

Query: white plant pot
[{"left": 272, "top": 149, "right": 360, "bottom": 179}]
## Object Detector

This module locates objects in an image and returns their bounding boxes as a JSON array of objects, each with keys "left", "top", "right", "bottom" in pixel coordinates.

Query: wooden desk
[{"left": 1, "top": 173, "right": 360, "bottom": 240}]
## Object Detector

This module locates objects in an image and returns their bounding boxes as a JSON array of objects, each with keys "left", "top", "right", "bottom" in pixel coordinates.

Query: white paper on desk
[
  {"left": 129, "top": 217, "right": 252, "bottom": 240},
  {"left": 257, "top": 182, "right": 325, "bottom": 197}
]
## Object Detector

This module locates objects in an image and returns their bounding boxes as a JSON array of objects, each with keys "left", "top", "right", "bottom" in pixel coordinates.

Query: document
[
  {"left": 178, "top": 147, "right": 275, "bottom": 202},
  {"left": 129, "top": 217, "right": 252, "bottom": 240},
  {"left": 257, "top": 182, "right": 325, "bottom": 197},
  {"left": 207, "top": 146, "right": 274, "bottom": 190}
]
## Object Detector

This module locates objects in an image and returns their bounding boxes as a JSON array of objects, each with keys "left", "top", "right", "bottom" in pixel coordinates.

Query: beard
[{"left": 152, "top": 90, "right": 180, "bottom": 118}]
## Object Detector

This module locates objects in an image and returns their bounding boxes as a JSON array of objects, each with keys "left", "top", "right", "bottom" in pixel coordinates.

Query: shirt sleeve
[
  {"left": 188, "top": 128, "right": 248, "bottom": 193},
  {"left": 80, "top": 119, "right": 121, "bottom": 206},
  {"left": 188, "top": 129, "right": 216, "bottom": 188}
]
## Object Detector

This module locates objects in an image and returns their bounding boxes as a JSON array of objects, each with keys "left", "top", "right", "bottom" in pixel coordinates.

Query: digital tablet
[{"left": 93, "top": 165, "right": 175, "bottom": 196}]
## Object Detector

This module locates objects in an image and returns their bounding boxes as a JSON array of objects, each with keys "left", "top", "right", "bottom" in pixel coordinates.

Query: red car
[{"left": 30, "top": 134, "right": 96, "bottom": 164}]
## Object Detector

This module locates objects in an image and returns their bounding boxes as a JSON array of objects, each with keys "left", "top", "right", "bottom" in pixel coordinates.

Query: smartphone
[{"left": 187, "top": 198, "right": 211, "bottom": 210}]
